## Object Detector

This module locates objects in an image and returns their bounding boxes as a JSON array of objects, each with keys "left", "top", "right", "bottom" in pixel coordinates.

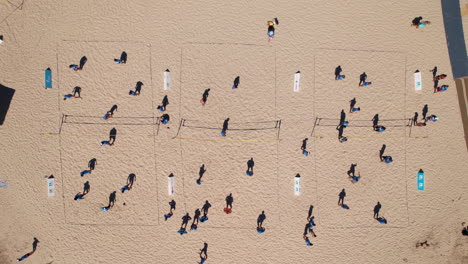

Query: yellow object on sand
[{"left": 268, "top": 21, "right": 274, "bottom": 26}]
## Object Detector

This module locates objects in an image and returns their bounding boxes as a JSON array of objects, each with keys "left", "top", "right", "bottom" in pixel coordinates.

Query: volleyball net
[{"left": 174, "top": 118, "right": 282, "bottom": 140}]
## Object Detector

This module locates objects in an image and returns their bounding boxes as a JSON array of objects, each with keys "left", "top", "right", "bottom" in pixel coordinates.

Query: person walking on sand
[
  {"left": 201, "top": 89, "right": 210, "bottom": 105},
  {"left": 257, "top": 211, "right": 266, "bottom": 231},
  {"left": 232, "top": 76, "right": 240, "bottom": 89},
  {"left": 108, "top": 191, "right": 117, "bottom": 209},
  {"left": 374, "top": 202, "right": 381, "bottom": 219},
  {"left": 192, "top": 208, "right": 201, "bottom": 227},
  {"left": 246, "top": 158, "right": 255, "bottom": 176},
  {"left": 372, "top": 114, "right": 379, "bottom": 128},
  {"left": 201, "top": 200, "right": 212, "bottom": 221},
  {"left": 88, "top": 158, "right": 97, "bottom": 171},
  {"left": 181, "top": 213, "right": 192, "bottom": 229},
  {"left": 164, "top": 200, "right": 176, "bottom": 220},
  {"left": 104, "top": 105, "right": 118, "bottom": 120},
  {"left": 221, "top": 118, "right": 230, "bottom": 136},
  {"left": 83, "top": 181, "right": 90, "bottom": 195},
  {"left": 359, "top": 72, "right": 367, "bottom": 86},
  {"left": 338, "top": 189, "right": 346, "bottom": 206},
  {"left": 197, "top": 164, "right": 206, "bottom": 185},
  {"left": 158, "top": 95, "right": 169, "bottom": 112},
  {"left": 335, "top": 65, "right": 342, "bottom": 80},
  {"left": 129, "top": 81, "right": 143, "bottom": 96},
  {"left": 127, "top": 173, "right": 136, "bottom": 190},
  {"left": 200, "top": 243, "right": 208, "bottom": 261}
]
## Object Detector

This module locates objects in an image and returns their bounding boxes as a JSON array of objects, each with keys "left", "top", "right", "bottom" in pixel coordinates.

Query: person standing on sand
[
  {"left": 338, "top": 189, "right": 346, "bottom": 206},
  {"left": 201, "top": 89, "right": 210, "bottom": 105},
  {"left": 165, "top": 200, "right": 176, "bottom": 220},
  {"left": 359, "top": 72, "right": 367, "bottom": 86},
  {"left": 192, "top": 209, "right": 201, "bottom": 226},
  {"left": 413, "top": 112, "right": 419, "bottom": 126},
  {"left": 181, "top": 213, "right": 192, "bottom": 229},
  {"left": 83, "top": 181, "right": 90, "bottom": 195},
  {"left": 257, "top": 211, "right": 266, "bottom": 231},
  {"left": 221, "top": 118, "right": 230, "bottom": 136},
  {"left": 246, "top": 158, "right": 255, "bottom": 176},
  {"left": 199, "top": 243, "right": 208, "bottom": 263},
  {"left": 197, "top": 164, "right": 206, "bottom": 185},
  {"left": 267, "top": 21, "right": 275, "bottom": 41},
  {"left": 108, "top": 191, "right": 117, "bottom": 209},
  {"left": 430, "top": 66, "right": 437, "bottom": 78},
  {"left": 109, "top": 128, "right": 117, "bottom": 145},
  {"left": 201, "top": 200, "right": 212, "bottom": 220},
  {"left": 72, "top": 86, "right": 81, "bottom": 98},
  {"left": 422, "top": 104, "right": 428, "bottom": 122},
  {"left": 225, "top": 193, "right": 234, "bottom": 210},
  {"left": 374, "top": 202, "right": 382, "bottom": 219},
  {"left": 127, "top": 173, "right": 136, "bottom": 190},
  {"left": 335, "top": 65, "right": 342, "bottom": 80},
  {"left": 232, "top": 76, "right": 240, "bottom": 89}
]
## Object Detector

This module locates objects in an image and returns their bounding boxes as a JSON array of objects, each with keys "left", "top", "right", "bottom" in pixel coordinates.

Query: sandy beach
[{"left": 1, "top": 0, "right": 468, "bottom": 263}]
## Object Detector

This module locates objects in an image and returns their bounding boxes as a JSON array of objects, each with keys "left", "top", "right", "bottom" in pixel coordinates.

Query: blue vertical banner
[{"left": 417, "top": 169, "right": 425, "bottom": 191}]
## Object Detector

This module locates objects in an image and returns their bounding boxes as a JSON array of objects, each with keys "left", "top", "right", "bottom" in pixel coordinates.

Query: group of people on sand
[
  {"left": 164, "top": 199, "right": 215, "bottom": 234},
  {"left": 430, "top": 66, "right": 449, "bottom": 93},
  {"left": 303, "top": 205, "right": 317, "bottom": 246},
  {"left": 100, "top": 173, "right": 137, "bottom": 211}
]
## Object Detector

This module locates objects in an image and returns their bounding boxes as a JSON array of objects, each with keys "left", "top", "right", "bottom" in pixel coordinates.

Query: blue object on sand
[
  {"left": 221, "top": 131, "right": 226, "bottom": 137},
  {"left": 377, "top": 217, "right": 388, "bottom": 224},
  {"left": 101, "top": 141, "right": 110, "bottom": 146},
  {"left": 191, "top": 224, "right": 198, "bottom": 230},
  {"left": 303, "top": 150, "right": 309, "bottom": 157},
  {"left": 246, "top": 171, "right": 253, "bottom": 176},
  {"left": 164, "top": 213, "right": 173, "bottom": 220},
  {"left": 417, "top": 169, "right": 425, "bottom": 191},
  {"left": 196, "top": 180, "right": 201, "bottom": 185},
  {"left": 101, "top": 207, "right": 109, "bottom": 211},
  {"left": 200, "top": 216, "right": 208, "bottom": 222},
  {"left": 177, "top": 228, "right": 187, "bottom": 235},
  {"left": 341, "top": 204, "right": 349, "bottom": 210},
  {"left": 305, "top": 238, "right": 312, "bottom": 246},
  {"left": 257, "top": 227, "right": 265, "bottom": 234},
  {"left": 80, "top": 170, "right": 91, "bottom": 176},
  {"left": 45, "top": 68, "right": 52, "bottom": 88}
]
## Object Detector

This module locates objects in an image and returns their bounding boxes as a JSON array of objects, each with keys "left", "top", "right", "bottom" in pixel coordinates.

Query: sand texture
[{"left": 0, "top": 0, "right": 468, "bottom": 263}]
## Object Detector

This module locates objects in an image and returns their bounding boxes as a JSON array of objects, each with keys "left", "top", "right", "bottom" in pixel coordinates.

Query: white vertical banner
[
  {"left": 168, "top": 174, "right": 175, "bottom": 195},
  {"left": 164, "top": 69, "right": 171, "bottom": 91},
  {"left": 414, "top": 70, "right": 422, "bottom": 91},
  {"left": 47, "top": 175, "right": 55, "bottom": 197},
  {"left": 294, "top": 174, "right": 301, "bottom": 196},
  {"left": 294, "top": 71, "right": 301, "bottom": 92}
]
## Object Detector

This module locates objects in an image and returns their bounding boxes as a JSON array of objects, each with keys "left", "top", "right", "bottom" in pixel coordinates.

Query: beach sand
[{"left": 0, "top": 0, "right": 467, "bottom": 263}]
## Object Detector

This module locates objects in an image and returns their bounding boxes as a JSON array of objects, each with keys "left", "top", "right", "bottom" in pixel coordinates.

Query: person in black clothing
[
  {"left": 197, "top": 164, "right": 206, "bottom": 185},
  {"left": 335, "top": 65, "right": 342, "bottom": 80},
  {"left": 257, "top": 211, "right": 266, "bottom": 229},
  {"left": 202, "top": 200, "right": 211, "bottom": 218},
  {"left": 374, "top": 202, "right": 382, "bottom": 219},
  {"left": 221, "top": 118, "right": 230, "bottom": 136},
  {"left": 72, "top": 86, "right": 81, "bottom": 97},
  {"left": 181, "top": 213, "right": 192, "bottom": 229},
  {"left": 158, "top": 95, "right": 169, "bottom": 111},
  {"left": 301, "top": 138, "right": 308, "bottom": 151},
  {"left": 422, "top": 104, "right": 428, "bottom": 122},
  {"left": 88, "top": 158, "right": 97, "bottom": 171},
  {"left": 201, "top": 89, "right": 210, "bottom": 105},
  {"left": 338, "top": 189, "right": 346, "bottom": 206},
  {"left": 246, "top": 158, "right": 255, "bottom": 176},
  {"left": 430, "top": 66, "right": 437, "bottom": 78},
  {"left": 200, "top": 243, "right": 208, "bottom": 260},
  {"left": 192, "top": 209, "right": 201, "bottom": 226},
  {"left": 412, "top": 16, "right": 423, "bottom": 26},
  {"left": 347, "top": 164, "right": 357, "bottom": 177},
  {"left": 225, "top": 193, "right": 234, "bottom": 209},
  {"left": 83, "top": 181, "right": 90, "bottom": 195},
  {"left": 160, "top": 114, "right": 170, "bottom": 124},
  {"left": 109, "top": 128, "right": 117, "bottom": 144},
  {"left": 232, "top": 76, "right": 240, "bottom": 89},
  {"left": 127, "top": 173, "right": 136, "bottom": 190},
  {"left": 359, "top": 72, "right": 367, "bottom": 86}
]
